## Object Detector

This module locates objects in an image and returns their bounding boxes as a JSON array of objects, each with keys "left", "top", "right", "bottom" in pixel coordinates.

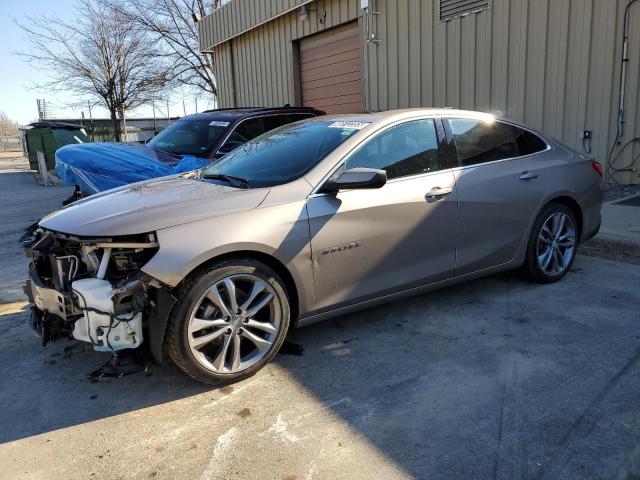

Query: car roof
[
  {"left": 306, "top": 108, "right": 497, "bottom": 125},
  {"left": 178, "top": 106, "right": 324, "bottom": 123}
]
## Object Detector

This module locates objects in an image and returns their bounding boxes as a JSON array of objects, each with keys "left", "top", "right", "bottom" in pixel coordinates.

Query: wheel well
[
  {"left": 547, "top": 196, "right": 583, "bottom": 241},
  {"left": 181, "top": 251, "right": 300, "bottom": 321}
]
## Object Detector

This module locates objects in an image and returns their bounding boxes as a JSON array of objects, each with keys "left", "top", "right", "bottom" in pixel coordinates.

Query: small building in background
[
  {"left": 198, "top": 0, "right": 640, "bottom": 185},
  {"left": 49, "top": 117, "right": 180, "bottom": 143}
]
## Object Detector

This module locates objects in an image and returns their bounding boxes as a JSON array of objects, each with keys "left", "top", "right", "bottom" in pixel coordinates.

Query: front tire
[
  {"left": 523, "top": 203, "right": 578, "bottom": 283},
  {"left": 165, "top": 258, "right": 290, "bottom": 385}
]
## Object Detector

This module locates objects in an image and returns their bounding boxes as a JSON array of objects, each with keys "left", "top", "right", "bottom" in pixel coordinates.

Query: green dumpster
[{"left": 23, "top": 121, "right": 90, "bottom": 170}]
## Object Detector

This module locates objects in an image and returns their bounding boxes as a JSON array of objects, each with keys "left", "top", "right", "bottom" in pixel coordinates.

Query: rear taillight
[{"left": 591, "top": 161, "right": 603, "bottom": 177}]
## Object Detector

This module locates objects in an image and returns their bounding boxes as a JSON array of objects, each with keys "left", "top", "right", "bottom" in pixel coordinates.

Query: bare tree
[
  {"left": 112, "top": 0, "right": 222, "bottom": 97},
  {"left": 0, "top": 112, "right": 21, "bottom": 137},
  {"left": 17, "top": 0, "right": 171, "bottom": 141}
]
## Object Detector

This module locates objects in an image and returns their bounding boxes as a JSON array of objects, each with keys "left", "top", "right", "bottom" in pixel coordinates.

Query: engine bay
[{"left": 23, "top": 227, "right": 160, "bottom": 353}]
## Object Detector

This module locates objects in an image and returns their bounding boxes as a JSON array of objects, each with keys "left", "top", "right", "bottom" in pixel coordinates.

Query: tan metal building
[{"left": 198, "top": 0, "right": 640, "bottom": 184}]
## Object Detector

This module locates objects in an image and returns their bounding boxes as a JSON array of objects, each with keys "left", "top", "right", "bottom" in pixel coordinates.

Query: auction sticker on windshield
[
  {"left": 328, "top": 121, "right": 370, "bottom": 130},
  {"left": 209, "top": 121, "right": 230, "bottom": 127}
]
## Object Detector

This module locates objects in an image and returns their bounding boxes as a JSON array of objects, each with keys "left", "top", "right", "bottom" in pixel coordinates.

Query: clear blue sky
[{"left": 0, "top": 0, "right": 216, "bottom": 125}]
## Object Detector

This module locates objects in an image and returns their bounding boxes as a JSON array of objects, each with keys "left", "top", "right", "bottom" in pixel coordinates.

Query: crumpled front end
[{"left": 23, "top": 227, "right": 171, "bottom": 360}]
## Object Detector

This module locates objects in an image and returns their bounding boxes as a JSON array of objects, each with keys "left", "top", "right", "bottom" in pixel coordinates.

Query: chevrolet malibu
[{"left": 24, "top": 109, "right": 603, "bottom": 384}]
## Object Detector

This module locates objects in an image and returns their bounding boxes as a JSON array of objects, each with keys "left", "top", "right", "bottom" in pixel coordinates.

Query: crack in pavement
[{"left": 535, "top": 346, "right": 640, "bottom": 479}]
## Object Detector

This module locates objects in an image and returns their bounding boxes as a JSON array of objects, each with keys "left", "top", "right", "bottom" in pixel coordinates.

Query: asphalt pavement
[{"left": 1, "top": 154, "right": 639, "bottom": 480}]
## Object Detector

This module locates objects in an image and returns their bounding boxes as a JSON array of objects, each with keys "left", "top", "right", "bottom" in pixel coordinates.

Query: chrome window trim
[{"left": 453, "top": 143, "right": 553, "bottom": 172}]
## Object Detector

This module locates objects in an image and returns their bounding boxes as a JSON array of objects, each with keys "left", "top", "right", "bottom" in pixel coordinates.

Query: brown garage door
[{"left": 300, "top": 22, "right": 363, "bottom": 115}]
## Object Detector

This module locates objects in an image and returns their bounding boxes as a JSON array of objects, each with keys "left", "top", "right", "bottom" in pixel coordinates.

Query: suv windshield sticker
[
  {"left": 209, "top": 121, "right": 230, "bottom": 127},
  {"left": 328, "top": 121, "right": 370, "bottom": 130}
]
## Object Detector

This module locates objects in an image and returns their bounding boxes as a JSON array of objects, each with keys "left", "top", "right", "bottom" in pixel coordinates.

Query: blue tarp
[{"left": 55, "top": 143, "right": 209, "bottom": 194}]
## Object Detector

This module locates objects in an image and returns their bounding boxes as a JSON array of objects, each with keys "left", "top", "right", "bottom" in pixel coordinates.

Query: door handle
[
  {"left": 426, "top": 186, "right": 453, "bottom": 201},
  {"left": 519, "top": 171, "right": 539, "bottom": 181}
]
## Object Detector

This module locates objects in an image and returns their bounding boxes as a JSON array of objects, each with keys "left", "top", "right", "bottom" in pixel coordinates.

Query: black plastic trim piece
[{"left": 148, "top": 289, "right": 178, "bottom": 365}]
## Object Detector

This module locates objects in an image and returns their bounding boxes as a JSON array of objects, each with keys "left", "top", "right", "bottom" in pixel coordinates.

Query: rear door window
[
  {"left": 510, "top": 126, "right": 547, "bottom": 155},
  {"left": 449, "top": 118, "right": 517, "bottom": 166}
]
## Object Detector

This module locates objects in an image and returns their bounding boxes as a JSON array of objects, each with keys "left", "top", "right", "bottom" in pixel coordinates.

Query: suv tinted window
[
  {"left": 264, "top": 113, "right": 313, "bottom": 131},
  {"left": 449, "top": 118, "right": 517, "bottom": 166},
  {"left": 511, "top": 126, "right": 547, "bottom": 155},
  {"left": 346, "top": 119, "right": 440, "bottom": 179},
  {"left": 227, "top": 117, "right": 266, "bottom": 144},
  {"left": 147, "top": 119, "right": 228, "bottom": 157}
]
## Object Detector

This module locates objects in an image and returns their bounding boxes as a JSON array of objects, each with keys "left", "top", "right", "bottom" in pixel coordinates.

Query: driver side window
[{"left": 346, "top": 119, "right": 440, "bottom": 180}]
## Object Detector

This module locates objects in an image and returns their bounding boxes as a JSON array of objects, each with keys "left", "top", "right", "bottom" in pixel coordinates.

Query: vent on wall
[{"left": 439, "top": 0, "right": 489, "bottom": 21}]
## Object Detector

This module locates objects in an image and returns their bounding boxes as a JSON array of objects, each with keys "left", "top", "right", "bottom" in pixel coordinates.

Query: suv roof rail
[
  {"left": 201, "top": 105, "right": 313, "bottom": 114},
  {"left": 201, "top": 106, "right": 262, "bottom": 113}
]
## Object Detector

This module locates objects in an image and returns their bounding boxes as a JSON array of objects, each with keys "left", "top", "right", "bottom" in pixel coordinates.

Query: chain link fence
[{"left": 0, "top": 135, "right": 24, "bottom": 152}]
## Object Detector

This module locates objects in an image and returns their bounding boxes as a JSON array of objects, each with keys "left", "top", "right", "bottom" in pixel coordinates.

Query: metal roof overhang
[{"left": 198, "top": 0, "right": 315, "bottom": 52}]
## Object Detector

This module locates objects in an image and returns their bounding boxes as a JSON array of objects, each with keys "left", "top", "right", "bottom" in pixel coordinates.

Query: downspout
[
  {"left": 363, "top": 0, "right": 382, "bottom": 113},
  {"left": 362, "top": 3, "right": 370, "bottom": 113},
  {"left": 607, "top": 0, "right": 639, "bottom": 181},
  {"left": 616, "top": 0, "right": 638, "bottom": 142},
  {"left": 229, "top": 38, "right": 238, "bottom": 107}
]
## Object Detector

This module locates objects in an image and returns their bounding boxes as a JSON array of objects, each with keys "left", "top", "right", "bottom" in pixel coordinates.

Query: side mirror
[{"left": 320, "top": 167, "right": 387, "bottom": 194}]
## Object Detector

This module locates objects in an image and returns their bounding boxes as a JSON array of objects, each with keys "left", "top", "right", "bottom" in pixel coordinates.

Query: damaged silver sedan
[{"left": 23, "top": 110, "right": 603, "bottom": 384}]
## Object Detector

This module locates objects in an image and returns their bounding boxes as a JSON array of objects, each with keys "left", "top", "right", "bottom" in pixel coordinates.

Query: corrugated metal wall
[
  {"left": 366, "top": 0, "right": 639, "bottom": 184},
  {"left": 212, "top": 0, "right": 361, "bottom": 108},
  {"left": 199, "top": 0, "right": 313, "bottom": 51},
  {"left": 202, "top": 0, "right": 640, "bottom": 184}
]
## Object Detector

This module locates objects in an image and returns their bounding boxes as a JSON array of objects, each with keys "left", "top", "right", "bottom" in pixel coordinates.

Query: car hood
[
  {"left": 58, "top": 141, "right": 183, "bottom": 165},
  {"left": 39, "top": 176, "right": 270, "bottom": 237}
]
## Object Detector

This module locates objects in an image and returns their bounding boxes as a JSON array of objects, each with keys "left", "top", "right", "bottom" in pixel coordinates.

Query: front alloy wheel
[
  {"left": 187, "top": 274, "right": 281, "bottom": 374},
  {"left": 165, "top": 259, "right": 290, "bottom": 384}
]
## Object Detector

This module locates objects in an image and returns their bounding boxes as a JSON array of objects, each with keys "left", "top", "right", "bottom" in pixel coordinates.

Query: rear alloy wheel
[
  {"left": 165, "top": 259, "right": 290, "bottom": 384},
  {"left": 524, "top": 203, "right": 578, "bottom": 283}
]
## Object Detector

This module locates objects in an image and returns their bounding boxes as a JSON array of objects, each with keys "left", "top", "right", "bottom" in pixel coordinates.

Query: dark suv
[
  {"left": 55, "top": 106, "right": 324, "bottom": 197},
  {"left": 149, "top": 106, "right": 325, "bottom": 160}
]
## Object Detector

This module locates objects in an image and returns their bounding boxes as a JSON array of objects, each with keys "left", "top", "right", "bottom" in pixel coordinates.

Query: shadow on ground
[
  {"left": 2, "top": 256, "right": 640, "bottom": 479},
  {"left": 2, "top": 164, "right": 640, "bottom": 479}
]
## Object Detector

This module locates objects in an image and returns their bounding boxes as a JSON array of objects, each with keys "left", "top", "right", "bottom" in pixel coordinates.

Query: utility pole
[
  {"left": 182, "top": 98, "right": 187, "bottom": 116},
  {"left": 86, "top": 100, "right": 94, "bottom": 141},
  {"left": 195, "top": 97, "right": 198, "bottom": 114},
  {"left": 166, "top": 99, "right": 170, "bottom": 124},
  {"left": 36, "top": 99, "right": 48, "bottom": 120},
  {"left": 122, "top": 111, "right": 127, "bottom": 142},
  {"left": 152, "top": 100, "right": 157, "bottom": 135}
]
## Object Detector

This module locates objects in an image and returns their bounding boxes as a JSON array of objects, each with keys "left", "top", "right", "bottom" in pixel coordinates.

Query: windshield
[
  {"left": 201, "top": 120, "right": 367, "bottom": 188},
  {"left": 148, "top": 118, "right": 230, "bottom": 157}
]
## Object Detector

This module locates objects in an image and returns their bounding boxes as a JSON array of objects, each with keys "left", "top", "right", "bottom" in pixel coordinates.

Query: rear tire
[
  {"left": 164, "top": 258, "right": 290, "bottom": 385},
  {"left": 523, "top": 203, "right": 578, "bottom": 283}
]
